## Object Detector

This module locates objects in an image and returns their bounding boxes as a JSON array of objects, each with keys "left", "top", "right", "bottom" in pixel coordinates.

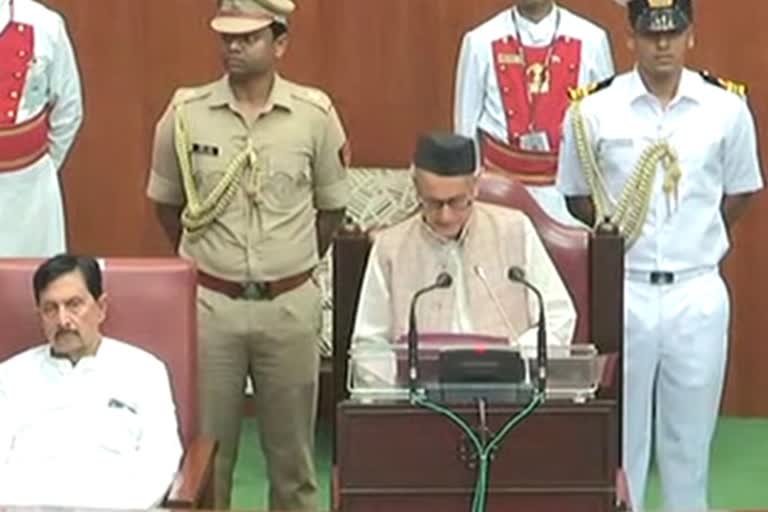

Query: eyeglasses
[{"left": 419, "top": 195, "right": 474, "bottom": 212}]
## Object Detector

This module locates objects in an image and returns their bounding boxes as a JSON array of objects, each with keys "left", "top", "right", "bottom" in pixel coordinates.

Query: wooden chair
[{"left": 0, "top": 257, "right": 216, "bottom": 509}]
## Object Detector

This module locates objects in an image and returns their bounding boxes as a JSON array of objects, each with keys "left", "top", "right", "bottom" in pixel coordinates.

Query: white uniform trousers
[{"left": 623, "top": 267, "right": 729, "bottom": 511}]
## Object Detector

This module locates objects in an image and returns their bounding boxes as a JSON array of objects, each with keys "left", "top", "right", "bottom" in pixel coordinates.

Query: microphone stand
[
  {"left": 508, "top": 266, "right": 547, "bottom": 394},
  {"left": 407, "top": 272, "right": 453, "bottom": 394},
  {"left": 408, "top": 266, "right": 546, "bottom": 512}
]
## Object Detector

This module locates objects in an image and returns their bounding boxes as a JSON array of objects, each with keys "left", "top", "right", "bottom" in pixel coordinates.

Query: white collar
[
  {"left": 44, "top": 337, "right": 109, "bottom": 373},
  {"left": 0, "top": 0, "right": 11, "bottom": 33},
  {"left": 628, "top": 67, "right": 702, "bottom": 107},
  {"left": 512, "top": 3, "right": 559, "bottom": 43}
]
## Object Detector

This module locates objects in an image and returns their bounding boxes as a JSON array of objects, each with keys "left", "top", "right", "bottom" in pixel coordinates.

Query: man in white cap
[
  {"left": 454, "top": 0, "right": 613, "bottom": 226},
  {"left": 147, "top": 0, "right": 349, "bottom": 510},
  {"left": 0, "top": 0, "right": 83, "bottom": 256}
]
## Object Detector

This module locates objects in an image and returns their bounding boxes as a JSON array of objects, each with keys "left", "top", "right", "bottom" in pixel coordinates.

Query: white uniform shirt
[
  {"left": 454, "top": 4, "right": 614, "bottom": 143},
  {"left": 557, "top": 69, "right": 764, "bottom": 271},
  {"left": 0, "top": 0, "right": 83, "bottom": 256},
  {"left": 353, "top": 213, "right": 576, "bottom": 351},
  {"left": 0, "top": 337, "right": 182, "bottom": 509}
]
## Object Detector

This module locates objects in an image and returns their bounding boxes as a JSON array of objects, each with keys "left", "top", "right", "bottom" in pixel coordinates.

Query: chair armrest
[
  {"left": 616, "top": 467, "right": 632, "bottom": 511},
  {"left": 164, "top": 434, "right": 218, "bottom": 509},
  {"left": 599, "top": 353, "right": 619, "bottom": 388}
]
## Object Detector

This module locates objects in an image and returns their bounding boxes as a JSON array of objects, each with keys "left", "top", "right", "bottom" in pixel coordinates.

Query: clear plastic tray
[{"left": 349, "top": 334, "right": 602, "bottom": 403}]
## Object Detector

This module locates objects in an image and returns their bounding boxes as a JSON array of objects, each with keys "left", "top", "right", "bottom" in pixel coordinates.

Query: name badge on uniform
[
  {"left": 191, "top": 143, "right": 220, "bottom": 156},
  {"left": 497, "top": 52, "right": 524, "bottom": 65},
  {"left": 519, "top": 130, "right": 551, "bottom": 152}
]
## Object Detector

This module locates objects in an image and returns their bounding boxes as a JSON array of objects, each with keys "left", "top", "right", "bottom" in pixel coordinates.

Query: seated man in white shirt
[
  {"left": 0, "top": 254, "right": 183, "bottom": 509},
  {"left": 352, "top": 133, "right": 576, "bottom": 386}
]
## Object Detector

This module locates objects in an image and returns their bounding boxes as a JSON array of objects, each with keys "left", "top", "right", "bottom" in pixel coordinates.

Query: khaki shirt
[{"left": 146, "top": 75, "right": 349, "bottom": 281}]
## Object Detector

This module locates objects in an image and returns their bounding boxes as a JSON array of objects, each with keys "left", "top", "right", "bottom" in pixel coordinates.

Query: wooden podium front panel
[
  {"left": 338, "top": 400, "right": 617, "bottom": 488},
  {"left": 337, "top": 400, "right": 619, "bottom": 511},
  {"left": 341, "top": 491, "right": 613, "bottom": 512}
]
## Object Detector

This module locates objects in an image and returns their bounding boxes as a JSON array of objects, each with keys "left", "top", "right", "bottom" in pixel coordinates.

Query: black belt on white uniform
[{"left": 626, "top": 267, "right": 716, "bottom": 285}]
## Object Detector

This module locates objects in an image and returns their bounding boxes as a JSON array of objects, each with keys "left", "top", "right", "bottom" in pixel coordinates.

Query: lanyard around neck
[{"left": 510, "top": 6, "right": 562, "bottom": 130}]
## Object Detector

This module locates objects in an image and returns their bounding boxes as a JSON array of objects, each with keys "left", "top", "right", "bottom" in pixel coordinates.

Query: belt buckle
[
  {"left": 242, "top": 281, "right": 268, "bottom": 301},
  {"left": 650, "top": 271, "right": 674, "bottom": 285}
]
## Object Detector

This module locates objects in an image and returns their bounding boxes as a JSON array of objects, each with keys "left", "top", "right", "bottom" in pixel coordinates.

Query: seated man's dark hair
[{"left": 33, "top": 254, "right": 103, "bottom": 304}]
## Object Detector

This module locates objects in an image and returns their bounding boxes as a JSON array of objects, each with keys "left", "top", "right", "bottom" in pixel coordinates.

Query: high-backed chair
[
  {"left": 0, "top": 257, "right": 216, "bottom": 509},
  {"left": 477, "top": 173, "right": 591, "bottom": 343}
]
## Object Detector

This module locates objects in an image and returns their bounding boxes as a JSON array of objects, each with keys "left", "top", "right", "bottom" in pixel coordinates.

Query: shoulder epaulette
[
  {"left": 171, "top": 85, "right": 212, "bottom": 107},
  {"left": 292, "top": 86, "right": 332, "bottom": 113},
  {"left": 699, "top": 71, "right": 747, "bottom": 97},
  {"left": 568, "top": 76, "right": 615, "bottom": 102}
]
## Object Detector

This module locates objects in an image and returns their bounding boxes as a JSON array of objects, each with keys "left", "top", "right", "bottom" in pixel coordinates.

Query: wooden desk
[
  {"left": 336, "top": 398, "right": 619, "bottom": 512},
  {"left": 0, "top": 505, "right": 768, "bottom": 512}
]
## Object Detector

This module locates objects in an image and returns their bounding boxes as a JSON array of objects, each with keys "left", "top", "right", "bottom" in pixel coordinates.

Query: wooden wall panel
[{"left": 41, "top": 0, "right": 767, "bottom": 415}]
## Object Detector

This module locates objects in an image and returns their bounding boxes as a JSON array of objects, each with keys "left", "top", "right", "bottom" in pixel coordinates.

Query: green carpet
[
  {"left": 232, "top": 416, "right": 768, "bottom": 510},
  {"left": 645, "top": 417, "right": 768, "bottom": 510}
]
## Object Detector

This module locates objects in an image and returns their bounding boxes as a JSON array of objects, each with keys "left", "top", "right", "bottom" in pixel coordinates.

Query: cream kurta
[{"left": 352, "top": 202, "right": 576, "bottom": 385}]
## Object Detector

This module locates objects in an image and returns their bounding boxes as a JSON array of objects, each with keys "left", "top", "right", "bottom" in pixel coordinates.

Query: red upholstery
[
  {"left": 0, "top": 258, "right": 198, "bottom": 446},
  {"left": 477, "top": 173, "right": 591, "bottom": 343}
]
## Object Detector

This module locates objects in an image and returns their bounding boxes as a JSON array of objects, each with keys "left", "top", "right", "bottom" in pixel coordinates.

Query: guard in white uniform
[
  {"left": 0, "top": 0, "right": 83, "bottom": 256},
  {"left": 454, "top": 0, "right": 613, "bottom": 226},
  {"left": 0, "top": 255, "right": 182, "bottom": 509},
  {"left": 556, "top": 1, "right": 763, "bottom": 509}
]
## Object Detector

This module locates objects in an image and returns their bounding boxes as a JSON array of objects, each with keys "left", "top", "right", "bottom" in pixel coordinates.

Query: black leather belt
[{"left": 629, "top": 267, "right": 715, "bottom": 285}]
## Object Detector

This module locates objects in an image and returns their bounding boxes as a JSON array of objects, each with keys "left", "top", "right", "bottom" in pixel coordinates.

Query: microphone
[
  {"left": 473, "top": 265, "right": 518, "bottom": 343},
  {"left": 407, "top": 272, "right": 453, "bottom": 393},
  {"left": 507, "top": 266, "right": 548, "bottom": 393}
]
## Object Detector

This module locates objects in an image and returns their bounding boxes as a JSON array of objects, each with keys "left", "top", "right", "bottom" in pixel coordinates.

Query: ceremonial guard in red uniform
[
  {"left": 0, "top": 0, "right": 82, "bottom": 256},
  {"left": 455, "top": 0, "right": 613, "bottom": 224}
]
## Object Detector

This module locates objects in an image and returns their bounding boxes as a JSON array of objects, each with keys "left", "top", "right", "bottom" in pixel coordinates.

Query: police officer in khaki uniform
[{"left": 146, "top": 0, "right": 349, "bottom": 509}]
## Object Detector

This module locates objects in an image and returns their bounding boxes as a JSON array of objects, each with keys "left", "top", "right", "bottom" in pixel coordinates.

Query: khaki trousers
[{"left": 198, "top": 279, "right": 321, "bottom": 511}]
